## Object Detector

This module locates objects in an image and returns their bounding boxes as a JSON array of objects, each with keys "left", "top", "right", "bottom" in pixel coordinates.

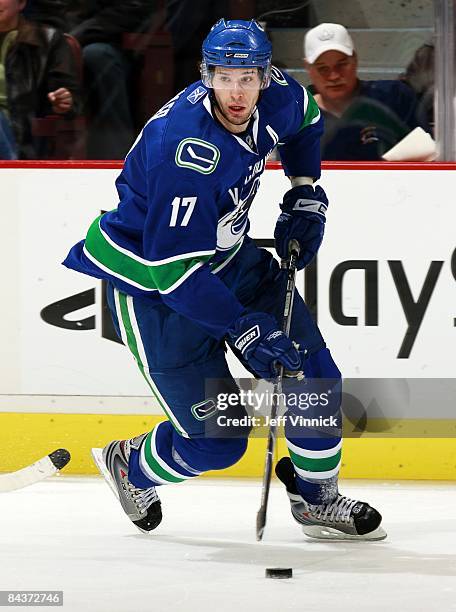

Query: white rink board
[{"left": 0, "top": 167, "right": 455, "bottom": 411}]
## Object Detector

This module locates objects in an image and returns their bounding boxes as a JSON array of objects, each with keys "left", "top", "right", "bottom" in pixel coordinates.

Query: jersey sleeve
[
  {"left": 143, "top": 157, "right": 245, "bottom": 338},
  {"left": 85, "top": 129, "right": 244, "bottom": 339},
  {"left": 277, "top": 79, "right": 324, "bottom": 180}
]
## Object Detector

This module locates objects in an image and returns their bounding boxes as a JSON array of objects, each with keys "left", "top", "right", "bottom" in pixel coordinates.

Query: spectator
[
  {"left": 23, "top": 0, "right": 67, "bottom": 30},
  {"left": 165, "top": 0, "right": 228, "bottom": 92},
  {"left": 0, "top": 0, "right": 80, "bottom": 159},
  {"left": 400, "top": 42, "right": 434, "bottom": 134},
  {"left": 0, "top": 109, "right": 17, "bottom": 159},
  {"left": 64, "top": 0, "right": 153, "bottom": 160},
  {"left": 304, "top": 23, "right": 424, "bottom": 161}
]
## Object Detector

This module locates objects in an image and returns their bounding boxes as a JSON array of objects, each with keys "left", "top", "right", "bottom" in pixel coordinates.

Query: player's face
[
  {"left": 307, "top": 51, "right": 358, "bottom": 103},
  {"left": 0, "top": 0, "right": 26, "bottom": 30},
  {"left": 212, "top": 67, "right": 261, "bottom": 133}
]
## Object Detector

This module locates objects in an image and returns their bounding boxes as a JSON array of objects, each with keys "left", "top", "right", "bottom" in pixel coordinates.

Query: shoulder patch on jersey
[
  {"left": 187, "top": 86, "right": 207, "bottom": 104},
  {"left": 175, "top": 138, "right": 220, "bottom": 175},
  {"left": 271, "top": 66, "right": 288, "bottom": 86}
]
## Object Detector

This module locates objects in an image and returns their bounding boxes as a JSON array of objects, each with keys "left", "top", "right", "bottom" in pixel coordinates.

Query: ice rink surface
[{"left": 1, "top": 477, "right": 456, "bottom": 612}]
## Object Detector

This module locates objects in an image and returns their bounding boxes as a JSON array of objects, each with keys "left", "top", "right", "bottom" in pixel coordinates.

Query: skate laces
[
  {"left": 127, "top": 482, "right": 159, "bottom": 513},
  {"left": 310, "top": 495, "right": 358, "bottom": 525},
  {"left": 121, "top": 437, "right": 159, "bottom": 513}
]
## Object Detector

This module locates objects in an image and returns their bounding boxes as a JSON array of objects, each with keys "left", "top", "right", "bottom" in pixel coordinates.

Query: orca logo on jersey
[
  {"left": 217, "top": 178, "right": 261, "bottom": 251},
  {"left": 191, "top": 399, "right": 218, "bottom": 421},
  {"left": 176, "top": 138, "right": 220, "bottom": 174},
  {"left": 271, "top": 66, "right": 288, "bottom": 86}
]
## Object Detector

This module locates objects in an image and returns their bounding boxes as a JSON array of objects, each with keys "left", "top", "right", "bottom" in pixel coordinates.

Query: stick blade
[
  {"left": 48, "top": 448, "right": 71, "bottom": 470},
  {"left": 256, "top": 505, "right": 266, "bottom": 541},
  {"left": 0, "top": 448, "right": 71, "bottom": 492}
]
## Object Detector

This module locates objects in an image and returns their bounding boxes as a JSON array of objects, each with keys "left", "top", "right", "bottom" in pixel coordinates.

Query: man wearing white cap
[{"left": 304, "top": 23, "right": 424, "bottom": 160}]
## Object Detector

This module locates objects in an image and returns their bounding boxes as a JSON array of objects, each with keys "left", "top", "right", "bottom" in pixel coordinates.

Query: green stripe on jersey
[
  {"left": 289, "top": 448, "right": 341, "bottom": 473},
  {"left": 117, "top": 292, "right": 187, "bottom": 436},
  {"left": 118, "top": 292, "right": 158, "bottom": 394},
  {"left": 84, "top": 214, "right": 213, "bottom": 292},
  {"left": 299, "top": 88, "right": 321, "bottom": 130},
  {"left": 143, "top": 431, "right": 186, "bottom": 483}
]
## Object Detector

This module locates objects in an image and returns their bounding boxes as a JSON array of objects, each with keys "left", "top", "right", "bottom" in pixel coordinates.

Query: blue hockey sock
[
  {"left": 295, "top": 473, "right": 339, "bottom": 506},
  {"left": 286, "top": 437, "right": 342, "bottom": 505},
  {"left": 128, "top": 421, "right": 201, "bottom": 488},
  {"left": 128, "top": 446, "right": 157, "bottom": 488}
]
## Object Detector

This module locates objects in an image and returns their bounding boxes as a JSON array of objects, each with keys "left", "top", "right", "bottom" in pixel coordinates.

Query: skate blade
[
  {"left": 302, "top": 524, "right": 387, "bottom": 541},
  {"left": 134, "top": 524, "right": 153, "bottom": 535},
  {"left": 91, "top": 448, "right": 119, "bottom": 500}
]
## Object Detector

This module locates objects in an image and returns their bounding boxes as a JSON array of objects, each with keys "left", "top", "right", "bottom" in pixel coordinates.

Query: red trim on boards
[
  {"left": 267, "top": 161, "right": 456, "bottom": 171},
  {"left": 0, "top": 160, "right": 122, "bottom": 169},
  {"left": 0, "top": 160, "right": 455, "bottom": 171},
  {"left": 321, "top": 161, "right": 456, "bottom": 171}
]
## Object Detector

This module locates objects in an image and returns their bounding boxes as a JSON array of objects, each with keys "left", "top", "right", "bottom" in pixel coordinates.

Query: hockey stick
[
  {"left": 256, "top": 239, "right": 300, "bottom": 541},
  {"left": 0, "top": 449, "right": 71, "bottom": 492}
]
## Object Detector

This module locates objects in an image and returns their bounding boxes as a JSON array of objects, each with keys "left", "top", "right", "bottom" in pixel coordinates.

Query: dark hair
[
  {"left": 400, "top": 42, "right": 434, "bottom": 133},
  {"left": 401, "top": 43, "right": 434, "bottom": 95}
]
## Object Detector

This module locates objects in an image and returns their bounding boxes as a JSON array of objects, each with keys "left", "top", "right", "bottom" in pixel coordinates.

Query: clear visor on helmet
[{"left": 201, "top": 63, "right": 271, "bottom": 90}]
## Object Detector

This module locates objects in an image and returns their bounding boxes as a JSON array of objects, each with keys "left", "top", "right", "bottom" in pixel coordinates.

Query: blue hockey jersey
[{"left": 63, "top": 68, "right": 323, "bottom": 339}]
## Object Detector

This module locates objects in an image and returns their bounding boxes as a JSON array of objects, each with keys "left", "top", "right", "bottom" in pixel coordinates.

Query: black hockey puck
[
  {"left": 49, "top": 448, "right": 71, "bottom": 470},
  {"left": 265, "top": 568, "right": 293, "bottom": 579}
]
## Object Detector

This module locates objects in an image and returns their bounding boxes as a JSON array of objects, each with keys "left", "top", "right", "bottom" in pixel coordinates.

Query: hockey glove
[
  {"left": 274, "top": 185, "right": 328, "bottom": 270},
  {"left": 227, "top": 312, "right": 305, "bottom": 380}
]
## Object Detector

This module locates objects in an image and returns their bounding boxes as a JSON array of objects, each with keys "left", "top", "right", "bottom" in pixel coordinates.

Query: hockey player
[{"left": 64, "top": 19, "right": 386, "bottom": 541}]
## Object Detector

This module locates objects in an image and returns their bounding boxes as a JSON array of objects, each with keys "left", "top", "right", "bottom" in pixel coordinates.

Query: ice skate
[
  {"left": 275, "top": 457, "right": 386, "bottom": 541},
  {"left": 92, "top": 434, "right": 162, "bottom": 534}
]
